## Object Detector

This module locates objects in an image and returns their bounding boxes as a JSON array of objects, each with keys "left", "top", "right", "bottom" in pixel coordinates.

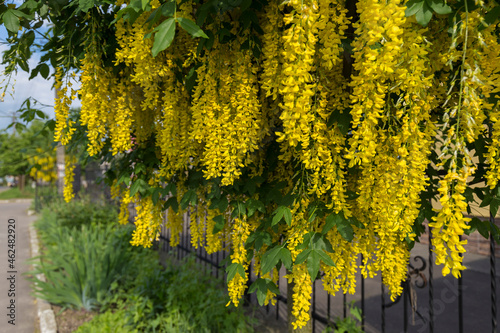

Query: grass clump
[{"left": 30, "top": 198, "right": 254, "bottom": 332}]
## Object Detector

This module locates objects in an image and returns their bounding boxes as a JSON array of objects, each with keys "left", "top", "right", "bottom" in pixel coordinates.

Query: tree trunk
[
  {"left": 57, "top": 142, "right": 65, "bottom": 196},
  {"left": 18, "top": 174, "right": 25, "bottom": 192}
]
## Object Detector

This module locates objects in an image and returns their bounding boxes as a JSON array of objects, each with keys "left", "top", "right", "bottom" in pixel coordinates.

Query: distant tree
[{"left": 0, "top": 119, "right": 55, "bottom": 189}]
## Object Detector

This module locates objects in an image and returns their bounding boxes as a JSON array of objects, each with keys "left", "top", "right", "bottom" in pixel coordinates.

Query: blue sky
[{"left": 0, "top": 24, "right": 81, "bottom": 130}]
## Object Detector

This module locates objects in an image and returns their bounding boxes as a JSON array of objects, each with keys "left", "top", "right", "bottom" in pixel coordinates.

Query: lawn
[{"left": 0, "top": 186, "right": 35, "bottom": 199}]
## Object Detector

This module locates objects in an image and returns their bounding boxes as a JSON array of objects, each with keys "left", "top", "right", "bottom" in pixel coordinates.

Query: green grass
[{"left": 0, "top": 187, "right": 35, "bottom": 199}]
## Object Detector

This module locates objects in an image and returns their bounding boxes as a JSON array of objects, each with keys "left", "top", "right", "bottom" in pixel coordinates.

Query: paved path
[{"left": 0, "top": 200, "right": 37, "bottom": 333}]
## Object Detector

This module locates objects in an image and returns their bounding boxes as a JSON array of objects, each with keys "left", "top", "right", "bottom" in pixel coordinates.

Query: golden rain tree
[{"left": 2, "top": 0, "right": 500, "bottom": 328}]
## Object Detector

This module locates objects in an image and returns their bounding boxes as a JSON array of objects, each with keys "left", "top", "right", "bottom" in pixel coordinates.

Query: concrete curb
[
  {"left": 0, "top": 199, "right": 34, "bottom": 204},
  {"left": 29, "top": 223, "right": 57, "bottom": 333}
]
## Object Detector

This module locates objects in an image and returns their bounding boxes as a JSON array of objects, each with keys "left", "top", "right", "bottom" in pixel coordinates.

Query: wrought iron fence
[
  {"left": 34, "top": 161, "right": 499, "bottom": 332},
  {"left": 34, "top": 161, "right": 112, "bottom": 211},
  {"left": 159, "top": 209, "right": 500, "bottom": 333}
]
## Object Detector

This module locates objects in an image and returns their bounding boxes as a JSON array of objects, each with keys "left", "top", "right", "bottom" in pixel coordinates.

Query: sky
[{"left": 0, "top": 24, "right": 81, "bottom": 131}]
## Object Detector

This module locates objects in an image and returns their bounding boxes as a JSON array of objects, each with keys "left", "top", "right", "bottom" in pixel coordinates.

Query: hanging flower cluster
[
  {"left": 49, "top": 0, "right": 500, "bottom": 329},
  {"left": 63, "top": 154, "right": 76, "bottom": 203},
  {"left": 29, "top": 148, "right": 57, "bottom": 183}
]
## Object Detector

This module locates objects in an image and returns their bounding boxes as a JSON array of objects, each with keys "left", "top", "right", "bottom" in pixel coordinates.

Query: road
[{"left": 0, "top": 200, "right": 37, "bottom": 333}]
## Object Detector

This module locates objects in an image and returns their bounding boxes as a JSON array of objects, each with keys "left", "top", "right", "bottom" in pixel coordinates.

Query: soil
[
  {"left": 52, "top": 305, "right": 95, "bottom": 333},
  {"left": 50, "top": 303, "right": 286, "bottom": 333}
]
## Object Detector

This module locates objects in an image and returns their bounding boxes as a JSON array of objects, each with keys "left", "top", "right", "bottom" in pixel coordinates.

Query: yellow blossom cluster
[
  {"left": 429, "top": 167, "right": 472, "bottom": 278},
  {"left": 51, "top": 0, "right": 500, "bottom": 329},
  {"left": 227, "top": 217, "right": 251, "bottom": 307},
  {"left": 130, "top": 195, "right": 164, "bottom": 248},
  {"left": 29, "top": 148, "right": 57, "bottom": 183},
  {"left": 63, "top": 155, "right": 76, "bottom": 203},
  {"left": 54, "top": 69, "right": 77, "bottom": 146}
]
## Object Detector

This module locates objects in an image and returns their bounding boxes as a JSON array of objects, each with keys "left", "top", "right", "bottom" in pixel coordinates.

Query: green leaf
[
  {"left": 29, "top": 66, "right": 39, "bottom": 80},
  {"left": 253, "top": 231, "right": 272, "bottom": 250},
  {"left": 306, "top": 250, "right": 320, "bottom": 281},
  {"left": 35, "top": 110, "right": 46, "bottom": 119},
  {"left": 415, "top": 2, "right": 433, "bottom": 27},
  {"left": 481, "top": 193, "right": 493, "bottom": 207},
  {"left": 250, "top": 278, "right": 276, "bottom": 306},
  {"left": 261, "top": 246, "right": 282, "bottom": 275},
  {"left": 297, "top": 232, "right": 312, "bottom": 250},
  {"left": 327, "top": 109, "right": 352, "bottom": 135},
  {"left": 130, "top": 179, "right": 147, "bottom": 197},
  {"left": 78, "top": 0, "right": 95, "bottom": 12},
  {"left": 243, "top": 178, "right": 257, "bottom": 195},
  {"left": 218, "top": 196, "right": 229, "bottom": 212},
  {"left": 18, "top": 59, "right": 29, "bottom": 72},
  {"left": 323, "top": 212, "right": 355, "bottom": 241},
  {"left": 295, "top": 249, "right": 311, "bottom": 265},
  {"left": 479, "top": 6, "right": 500, "bottom": 30},
  {"left": 184, "top": 66, "right": 197, "bottom": 92},
  {"left": 38, "top": 63, "right": 50, "bottom": 79},
  {"left": 279, "top": 194, "right": 294, "bottom": 207},
  {"left": 161, "top": 1, "right": 176, "bottom": 16},
  {"left": 23, "top": 30, "right": 35, "bottom": 46},
  {"left": 2, "top": 10, "right": 20, "bottom": 33},
  {"left": 337, "top": 222, "right": 354, "bottom": 242},
  {"left": 349, "top": 216, "right": 365, "bottom": 229},
  {"left": 427, "top": 0, "right": 451, "bottom": 15},
  {"left": 212, "top": 215, "right": 225, "bottom": 234},
  {"left": 255, "top": 278, "right": 267, "bottom": 305},
  {"left": 283, "top": 207, "right": 292, "bottom": 226},
  {"left": 118, "top": 173, "right": 130, "bottom": 186},
  {"left": 272, "top": 206, "right": 285, "bottom": 226},
  {"left": 226, "top": 263, "right": 245, "bottom": 283},
  {"left": 316, "top": 249, "right": 335, "bottom": 267},
  {"left": 246, "top": 198, "right": 258, "bottom": 217},
  {"left": 279, "top": 247, "right": 292, "bottom": 270},
  {"left": 491, "top": 197, "right": 500, "bottom": 217},
  {"left": 405, "top": 0, "right": 424, "bottom": 17},
  {"left": 196, "top": 0, "right": 216, "bottom": 26},
  {"left": 248, "top": 279, "right": 260, "bottom": 293},
  {"left": 146, "top": 7, "right": 162, "bottom": 27},
  {"left": 231, "top": 201, "right": 246, "bottom": 218},
  {"left": 152, "top": 18, "right": 175, "bottom": 57},
  {"left": 176, "top": 17, "right": 208, "bottom": 38},
  {"left": 267, "top": 281, "right": 280, "bottom": 295},
  {"left": 180, "top": 189, "right": 196, "bottom": 210},
  {"left": 239, "top": 0, "right": 252, "bottom": 11},
  {"left": 322, "top": 214, "right": 339, "bottom": 234},
  {"left": 350, "top": 304, "right": 363, "bottom": 321},
  {"left": 470, "top": 217, "right": 489, "bottom": 239},
  {"left": 152, "top": 188, "right": 160, "bottom": 205},
  {"left": 164, "top": 196, "right": 178, "bottom": 212}
]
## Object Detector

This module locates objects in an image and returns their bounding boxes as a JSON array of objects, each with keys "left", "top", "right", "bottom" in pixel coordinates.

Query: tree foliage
[
  {"left": 0, "top": 118, "right": 54, "bottom": 179},
  {"left": 2, "top": 0, "right": 500, "bottom": 329}
]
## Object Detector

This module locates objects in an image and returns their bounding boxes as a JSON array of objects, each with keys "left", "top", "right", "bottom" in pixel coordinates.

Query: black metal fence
[
  {"left": 33, "top": 161, "right": 112, "bottom": 212},
  {"left": 159, "top": 210, "right": 500, "bottom": 333},
  {"left": 34, "top": 162, "right": 499, "bottom": 333}
]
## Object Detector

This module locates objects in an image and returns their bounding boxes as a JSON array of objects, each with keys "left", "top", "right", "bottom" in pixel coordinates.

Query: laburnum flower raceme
[{"left": 43, "top": 0, "right": 500, "bottom": 329}]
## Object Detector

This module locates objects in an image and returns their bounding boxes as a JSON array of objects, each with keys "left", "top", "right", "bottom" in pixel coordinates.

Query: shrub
[
  {"left": 77, "top": 257, "right": 254, "bottom": 333},
  {"left": 48, "top": 195, "right": 118, "bottom": 229},
  {"left": 29, "top": 223, "right": 146, "bottom": 311},
  {"left": 73, "top": 307, "right": 133, "bottom": 333}
]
